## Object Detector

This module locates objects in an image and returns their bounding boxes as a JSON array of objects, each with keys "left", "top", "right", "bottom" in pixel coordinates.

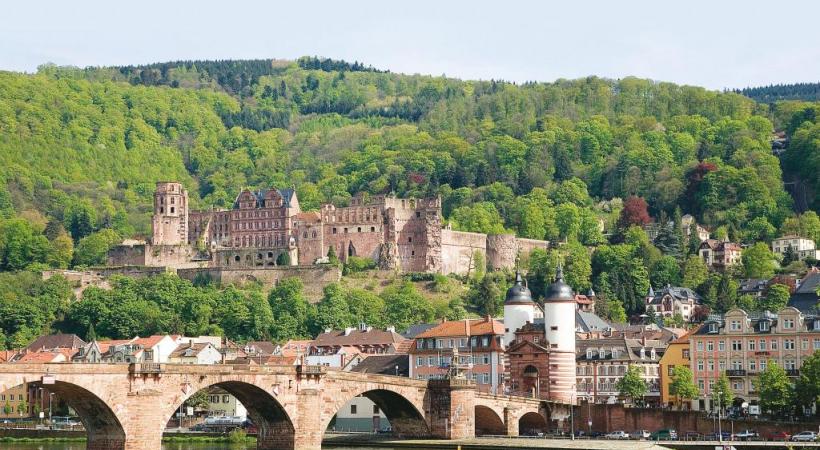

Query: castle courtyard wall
[
  {"left": 440, "top": 230, "right": 487, "bottom": 276},
  {"left": 176, "top": 265, "right": 342, "bottom": 302}
]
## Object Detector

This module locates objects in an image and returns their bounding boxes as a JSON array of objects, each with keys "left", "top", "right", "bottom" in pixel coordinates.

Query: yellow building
[
  {"left": 0, "top": 384, "right": 28, "bottom": 419},
  {"left": 659, "top": 334, "right": 692, "bottom": 408}
]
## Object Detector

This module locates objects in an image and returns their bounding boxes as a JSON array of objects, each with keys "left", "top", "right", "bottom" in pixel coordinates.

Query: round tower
[
  {"left": 151, "top": 182, "right": 189, "bottom": 245},
  {"left": 503, "top": 271, "right": 535, "bottom": 346},
  {"left": 543, "top": 266, "right": 577, "bottom": 404}
]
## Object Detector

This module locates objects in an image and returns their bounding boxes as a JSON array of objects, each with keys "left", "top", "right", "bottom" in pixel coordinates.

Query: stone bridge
[{"left": 0, "top": 363, "right": 555, "bottom": 450}]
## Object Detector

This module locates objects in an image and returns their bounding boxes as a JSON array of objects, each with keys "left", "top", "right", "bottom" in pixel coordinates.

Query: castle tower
[
  {"left": 503, "top": 271, "right": 535, "bottom": 346},
  {"left": 151, "top": 182, "right": 188, "bottom": 245},
  {"left": 543, "top": 266, "right": 577, "bottom": 404}
]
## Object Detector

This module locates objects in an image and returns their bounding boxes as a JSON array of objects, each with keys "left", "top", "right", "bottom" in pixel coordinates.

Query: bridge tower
[
  {"left": 151, "top": 182, "right": 188, "bottom": 245},
  {"left": 503, "top": 271, "right": 535, "bottom": 346},
  {"left": 543, "top": 266, "right": 577, "bottom": 404}
]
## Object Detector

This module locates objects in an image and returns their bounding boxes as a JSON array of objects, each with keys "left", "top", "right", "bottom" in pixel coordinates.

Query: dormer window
[
  {"left": 814, "top": 319, "right": 820, "bottom": 331},
  {"left": 586, "top": 349, "right": 593, "bottom": 359},
  {"left": 640, "top": 348, "right": 646, "bottom": 359},
  {"left": 759, "top": 321, "right": 769, "bottom": 332},
  {"left": 708, "top": 323, "right": 718, "bottom": 333},
  {"left": 650, "top": 348, "right": 657, "bottom": 360}
]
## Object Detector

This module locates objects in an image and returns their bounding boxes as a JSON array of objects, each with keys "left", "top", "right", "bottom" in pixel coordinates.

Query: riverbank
[
  {"left": 324, "top": 436, "right": 672, "bottom": 450},
  {"left": 0, "top": 428, "right": 255, "bottom": 444}
]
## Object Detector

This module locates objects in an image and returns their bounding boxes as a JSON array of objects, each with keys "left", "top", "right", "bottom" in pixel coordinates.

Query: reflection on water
[{"left": 0, "top": 444, "right": 407, "bottom": 450}]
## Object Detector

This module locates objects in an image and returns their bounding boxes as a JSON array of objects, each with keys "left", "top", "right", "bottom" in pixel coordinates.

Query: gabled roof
[
  {"left": 647, "top": 286, "right": 702, "bottom": 304},
  {"left": 314, "top": 328, "right": 406, "bottom": 347},
  {"left": 414, "top": 318, "right": 504, "bottom": 339},
  {"left": 277, "top": 340, "right": 313, "bottom": 357},
  {"left": 402, "top": 323, "right": 437, "bottom": 339},
  {"left": 232, "top": 187, "right": 296, "bottom": 209},
  {"left": 506, "top": 338, "right": 550, "bottom": 354},
  {"left": 169, "top": 343, "right": 215, "bottom": 358},
  {"left": 132, "top": 335, "right": 169, "bottom": 349},
  {"left": 16, "top": 351, "right": 67, "bottom": 363},
  {"left": 245, "top": 340, "right": 277, "bottom": 355},
  {"left": 0, "top": 350, "right": 18, "bottom": 362},
  {"left": 788, "top": 269, "right": 820, "bottom": 313},
  {"left": 350, "top": 354, "right": 409, "bottom": 376},
  {"left": 575, "top": 311, "right": 611, "bottom": 332},
  {"left": 24, "top": 334, "right": 85, "bottom": 352}
]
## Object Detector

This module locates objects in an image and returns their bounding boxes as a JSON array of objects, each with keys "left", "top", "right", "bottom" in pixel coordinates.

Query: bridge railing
[
  {"left": 296, "top": 364, "right": 326, "bottom": 375},
  {"left": 129, "top": 362, "right": 163, "bottom": 374}
]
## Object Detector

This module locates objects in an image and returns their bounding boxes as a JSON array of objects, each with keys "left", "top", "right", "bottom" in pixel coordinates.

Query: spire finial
[{"left": 556, "top": 264, "right": 564, "bottom": 282}]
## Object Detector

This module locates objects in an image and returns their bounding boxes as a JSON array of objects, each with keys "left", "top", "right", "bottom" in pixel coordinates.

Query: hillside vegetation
[{"left": 0, "top": 58, "right": 819, "bottom": 346}]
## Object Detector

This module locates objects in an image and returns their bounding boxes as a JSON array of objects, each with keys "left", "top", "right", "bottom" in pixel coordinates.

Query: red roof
[
  {"left": 16, "top": 351, "right": 66, "bottom": 363},
  {"left": 415, "top": 318, "right": 504, "bottom": 339},
  {"left": 279, "top": 339, "right": 313, "bottom": 357},
  {"left": 0, "top": 350, "right": 18, "bottom": 362},
  {"left": 132, "top": 335, "right": 167, "bottom": 349}
]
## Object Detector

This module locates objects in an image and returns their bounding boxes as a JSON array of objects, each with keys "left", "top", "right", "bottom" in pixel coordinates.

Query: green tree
[
  {"left": 326, "top": 245, "right": 339, "bottom": 265},
  {"left": 681, "top": 255, "right": 708, "bottom": 290},
  {"left": 72, "top": 229, "right": 121, "bottom": 267},
  {"left": 761, "top": 284, "right": 790, "bottom": 312},
  {"left": 756, "top": 362, "right": 794, "bottom": 419},
  {"left": 313, "top": 283, "right": 353, "bottom": 332},
  {"left": 651, "top": 255, "right": 681, "bottom": 288},
  {"left": 669, "top": 365, "right": 699, "bottom": 410},
  {"left": 563, "top": 240, "right": 591, "bottom": 292},
  {"left": 616, "top": 365, "right": 648, "bottom": 405},
  {"left": 63, "top": 200, "right": 98, "bottom": 241},
  {"left": 3, "top": 400, "right": 11, "bottom": 415},
  {"left": 741, "top": 242, "right": 777, "bottom": 279},
  {"left": 183, "top": 390, "right": 210, "bottom": 411},
  {"left": 268, "top": 277, "right": 314, "bottom": 340},
  {"left": 382, "top": 281, "right": 435, "bottom": 332},
  {"left": 711, "top": 373, "right": 732, "bottom": 413},
  {"left": 345, "top": 288, "right": 386, "bottom": 328},
  {"left": 450, "top": 202, "right": 508, "bottom": 235},
  {"left": 795, "top": 351, "right": 820, "bottom": 415},
  {"left": 467, "top": 271, "right": 508, "bottom": 316}
]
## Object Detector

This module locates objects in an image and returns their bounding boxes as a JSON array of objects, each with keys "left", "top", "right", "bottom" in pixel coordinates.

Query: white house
[
  {"left": 168, "top": 343, "right": 222, "bottom": 364},
  {"left": 772, "top": 235, "right": 819, "bottom": 261}
]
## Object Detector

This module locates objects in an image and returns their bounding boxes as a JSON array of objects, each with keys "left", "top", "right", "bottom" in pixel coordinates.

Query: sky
[{"left": 1, "top": 0, "right": 818, "bottom": 90}]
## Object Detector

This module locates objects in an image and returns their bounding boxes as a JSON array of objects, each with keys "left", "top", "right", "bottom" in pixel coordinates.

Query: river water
[{"left": 1, "top": 445, "right": 409, "bottom": 450}]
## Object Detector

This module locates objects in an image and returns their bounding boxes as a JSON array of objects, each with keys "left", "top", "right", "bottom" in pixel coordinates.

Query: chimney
[
  {"left": 386, "top": 326, "right": 395, "bottom": 333},
  {"left": 344, "top": 327, "right": 355, "bottom": 336}
]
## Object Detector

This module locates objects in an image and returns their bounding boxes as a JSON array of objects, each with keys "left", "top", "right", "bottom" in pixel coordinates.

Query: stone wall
[
  {"left": 575, "top": 402, "right": 820, "bottom": 436},
  {"left": 176, "top": 265, "right": 342, "bottom": 302},
  {"left": 107, "top": 243, "right": 198, "bottom": 268},
  {"left": 486, "top": 234, "right": 517, "bottom": 271},
  {"left": 515, "top": 237, "right": 549, "bottom": 256},
  {"left": 440, "top": 230, "right": 487, "bottom": 276}
]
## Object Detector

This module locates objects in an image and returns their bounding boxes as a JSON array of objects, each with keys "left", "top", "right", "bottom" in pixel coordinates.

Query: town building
[
  {"left": 168, "top": 342, "right": 222, "bottom": 364},
  {"left": 206, "top": 386, "right": 247, "bottom": 419},
  {"left": 409, "top": 317, "right": 505, "bottom": 394},
  {"left": 645, "top": 214, "right": 710, "bottom": 242},
  {"left": 698, "top": 239, "right": 742, "bottom": 269},
  {"left": 788, "top": 268, "right": 820, "bottom": 313},
  {"left": 107, "top": 182, "right": 549, "bottom": 276},
  {"left": 312, "top": 325, "right": 406, "bottom": 356},
  {"left": 659, "top": 331, "right": 694, "bottom": 408},
  {"left": 689, "top": 307, "right": 820, "bottom": 412},
  {"left": 772, "top": 235, "right": 820, "bottom": 261},
  {"left": 574, "top": 290, "right": 596, "bottom": 313},
  {"left": 645, "top": 286, "right": 703, "bottom": 322}
]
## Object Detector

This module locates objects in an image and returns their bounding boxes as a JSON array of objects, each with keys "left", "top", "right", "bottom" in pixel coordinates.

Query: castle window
[
  {"left": 312, "top": 231, "right": 317, "bottom": 238},
  {"left": 170, "top": 207, "right": 175, "bottom": 213},
  {"left": 411, "top": 251, "right": 415, "bottom": 256},
  {"left": 235, "top": 255, "right": 241, "bottom": 262},
  {"left": 408, "top": 237, "right": 412, "bottom": 243},
  {"left": 160, "top": 197, "right": 164, "bottom": 204},
  {"left": 371, "top": 227, "right": 375, "bottom": 232},
  {"left": 171, "top": 197, "right": 175, "bottom": 204},
  {"left": 303, "top": 232, "right": 307, "bottom": 239},
  {"left": 344, "top": 228, "right": 348, "bottom": 234},
  {"left": 357, "top": 227, "right": 361, "bottom": 232},
  {"left": 551, "top": 326, "right": 558, "bottom": 331},
  {"left": 332, "top": 228, "right": 337, "bottom": 234},
  {"left": 416, "top": 212, "right": 421, "bottom": 218},
  {"left": 160, "top": 207, "right": 164, "bottom": 214}
]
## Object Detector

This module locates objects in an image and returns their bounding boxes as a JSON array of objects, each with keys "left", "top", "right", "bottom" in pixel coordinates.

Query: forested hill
[
  {"left": 737, "top": 82, "right": 820, "bottom": 103},
  {"left": 0, "top": 58, "right": 819, "bottom": 272}
]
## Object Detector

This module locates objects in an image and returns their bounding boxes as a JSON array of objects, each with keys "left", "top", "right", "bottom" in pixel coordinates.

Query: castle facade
[{"left": 108, "top": 182, "right": 548, "bottom": 275}]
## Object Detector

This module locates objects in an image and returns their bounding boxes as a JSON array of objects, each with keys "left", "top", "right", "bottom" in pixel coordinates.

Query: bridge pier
[
  {"left": 504, "top": 407, "right": 519, "bottom": 436},
  {"left": 428, "top": 379, "right": 475, "bottom": 439}
]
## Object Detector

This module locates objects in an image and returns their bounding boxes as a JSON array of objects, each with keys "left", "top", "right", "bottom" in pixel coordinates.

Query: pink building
[{"left": 689, "top": 307, "right": 820, "bottom": 412}]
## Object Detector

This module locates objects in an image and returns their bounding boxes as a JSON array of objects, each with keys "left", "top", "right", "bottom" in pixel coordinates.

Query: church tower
[
  {"left": 503, "top": 271, "right": 535, "bottom": 346},
  {"left": 151, "top": 182, "right": 188, "bottom": 245},
  {"left": 543, "top": 266, "right": 577, "bottom": 404}
]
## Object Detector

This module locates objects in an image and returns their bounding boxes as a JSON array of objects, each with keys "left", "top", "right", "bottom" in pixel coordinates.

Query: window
[
  {"left": 814, "top": 339, "right": 820, "bottom": 351},
  {"left": 448, "top": 339, "right": 454, "bottom": 348},
  {"left": 732, "top": 380, "right": 744, "bottom": 391},
  {"left": 784, "top": 339, "right": 795, "bottom": 350},
  {"left": 482, "top": 373, "right": 490, "bottom": 384},
  {"left": 697, "top": 360, "right": 704, "bottom": 371},
  {"left": 682, "top": 349, "right": 690, "bottom": 359},
  {"left": 708, "top": 361, "right": 714, "bottom": 371},
  {"left": 428, "top": 356, "right": 436, "bottom": 366},
  {"left": 718, "top": 361, "right": 726, "bottom": 371},
  {"left": 460, "top": 338, "right": 467, "bottom": 348},
  {"left": 748, "top": 360, "right": 756, "bottom": 372},
  {"left": 707, "top": 341, "right": 714, "bottom": 351},
  {"left": 668, "top": 365, "right": 675, "bottom": 376},
  {"left": 802, "top": 339, "right": 809, "bottom": 350},
  {"left": 732, "top": 360, "right": 742, "bottom": 370},
  {"left": 350, "top": 405, "right": 358, "bottom": 414},
  {"left": 370, "top": 226, "right": 375, "bottom": 232},
  {"left": 760, "top": 321, "right": 769, "bottom": 332},
  {"left": 760, "top": 360, "right": 767, "bottom": 371},
  {"left": 437, "top": 339, "right": 444, "bottom": 348},
  {"left": 718, "top": 341, "right": 725, "bottom": 352},
  {"left": 698, "top": 380, "right": 705, "bottom": 390},
  {"left": 373, "top": 405, "right": 379, "bottom": 414},
  {"left": 732, "top": 340, "right": 742, "bottom": 351},
  {"left": 730, "top": 320, "right": 741, "bottom": 331},
  {"left": 482, "top": 354, "right": 490, "bottom": 365},
  {"left": 785, "top": 360, "right": 796, "bottom": 370},
  {"left": 783, "top": 319, "right": 795, "bottom": 329},
  {"left": 222, "top": 395, "right": 230, "bottom": 403},
  {"left": 759, "top": 339, "right": 766, "bottom": 351},
  {"left": 771, "top": 339, "right": 778, "bottom": 350},
  {"left": 697, "top": 341, "right": 704, "bottom": 351},
  {"left": 416, "top": 357, "right": 423, "bottom": 366},
  {"left": 748, "top": 340, "right": 756, "bottom": 351}
]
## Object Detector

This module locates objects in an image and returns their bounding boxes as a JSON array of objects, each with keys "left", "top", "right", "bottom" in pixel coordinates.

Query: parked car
[
  {"left": 605, "top": 430, "right": 629, "bottom": 439},
  {"left": 734, "top": 429, "right": 758, "bottom": 441},
  {"left": 706, "top": 431, "right": 731, "bottom": 441},
  {"left": 767, "top": 431, "right": 791, "bottom": 441},
  {"left": 588, "top": 431, "right": 605, "bottom": 438},
  {"left": 791, "top": 431, "right": 817, "bottom": 442},
  {"left": 630, "top": 430, "right": 651, "bottom": 439},
  {"left": 650, "top": 428, "right": 678, "bottom": 440}
]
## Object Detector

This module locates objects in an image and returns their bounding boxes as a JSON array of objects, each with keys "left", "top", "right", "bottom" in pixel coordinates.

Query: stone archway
[
  {"left": 474, "top": 405, "right": 504, "bottom": 436},
  {"left": 165, "top": 381, "right": 295, "bottom": 450},
  {"left": 32, "top": 380, "right": 126, "bottom": 449},
  {"left": 522, "top": 365, "right": 539, "bottom": 397},
  {"left": 322, "top": 387, "right": 428, "bottom": 438},
  {"left": 519, "top": 411, "right": 547, "bottom": 436}
]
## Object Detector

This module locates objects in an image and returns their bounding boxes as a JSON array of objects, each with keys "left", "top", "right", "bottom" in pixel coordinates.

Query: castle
[{"left": 108, "top": 182, "right": 549, "bottom": 275}]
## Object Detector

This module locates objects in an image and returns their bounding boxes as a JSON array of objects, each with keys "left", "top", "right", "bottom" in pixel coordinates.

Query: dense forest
[
  {"left": 1, "top": 58, "right": 819, "bottom": 346},
  {"left": 737, "top": 82, "right": 820, "bottom": 103}
]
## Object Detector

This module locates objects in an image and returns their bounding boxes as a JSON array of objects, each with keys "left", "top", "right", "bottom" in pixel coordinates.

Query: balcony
[
  {"left": 726, "top": 369, "right": 746, "bottom": 377},
  {"left": 786, "top": 369, "right": 799, "bottom": 377}
]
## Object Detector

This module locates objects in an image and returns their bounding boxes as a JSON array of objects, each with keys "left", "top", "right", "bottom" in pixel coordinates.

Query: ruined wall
[
  {"left": 177, "top": 265, "right": 342, "bottom": 301},
  {"left": 486, "top": 234, "right": 517, "bottom": 271},
  {"left": 107, "top": 243, "right": 198, "bottom": 268},
  {"left": 213, "top": 247, "right": 297, "bottom": 268},
  {"left": 440, "top": 230, "right": 487, "bottom": 276}
]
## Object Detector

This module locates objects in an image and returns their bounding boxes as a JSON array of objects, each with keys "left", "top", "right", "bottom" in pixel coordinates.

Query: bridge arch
[
  {"left": 0, "top": 377, "right": 126, "bottom": 449},
  {"left": 474, "top": 405, "right": 504, "bottom": 436},
  {"left": 519, "top": 411, "right": 548, "bottom": 436},
  {"left": 321, "top": 384, "right": 429, "bottom": 438},
  {"left": 163, "top": 380, "right": 295, "bottom": 450}
]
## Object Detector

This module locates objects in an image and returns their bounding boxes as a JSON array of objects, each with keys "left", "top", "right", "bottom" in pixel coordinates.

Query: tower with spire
[
  {"left": 503, "top": 271, "right": 535, "bottom": 346},
  {"left": 543, "top": 265, "right": 577, "bottom": 404}
]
